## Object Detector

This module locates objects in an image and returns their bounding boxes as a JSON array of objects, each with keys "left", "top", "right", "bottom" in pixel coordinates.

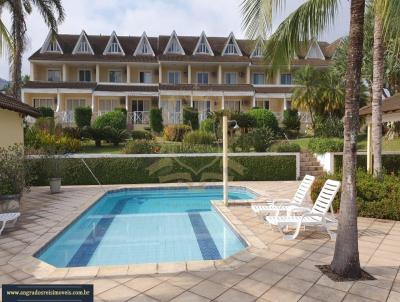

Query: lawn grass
[{"left": 80, "top": 141, "right": 125, "bottom": 154}]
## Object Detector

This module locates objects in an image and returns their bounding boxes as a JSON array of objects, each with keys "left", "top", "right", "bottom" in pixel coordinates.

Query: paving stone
[
  {"left": 233, "top": 277, "right": 272, "bottom": 297},
  {"left": 125, "top": 276, "right": 163, "bottom": 292},
  {"left": 261, "top": 286, "right": 303, "bottom": 302},
  {"left": 189, "top": 280, "right": 229, "bottom": 300},
  {"left": 170, "top": 291, "right": 210, "bottom": 302},
  {"left": 349, "top": 282, "right": 390, "bottom": 301},
  {"left": 215, "top": 288, "right": 257, "bottom": 302},
  {"left": 276, "top": 276, "right": 314, "bottom": 295},
  {"left": 144, "top": 282, "right": 185, "bottom": 302},
  {"left": 305, "top": 284, "right": 346, "bottom": 302},
  {"left": 98, "top": 285, "right": 139, "bottom": 302}
]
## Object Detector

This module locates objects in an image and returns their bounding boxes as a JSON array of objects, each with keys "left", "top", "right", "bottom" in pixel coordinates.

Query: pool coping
[{"left": 8, "top": 182, "right": 267, "bottom": 280}]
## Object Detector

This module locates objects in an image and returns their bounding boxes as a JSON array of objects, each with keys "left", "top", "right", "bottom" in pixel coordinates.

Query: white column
[
  {"left": 91, "top": 95, "right": 96, "bottom": 112},
  {"left": 223, "top": 115, "right": 228, "bottom": 206},
  {"left": 252, "top": 95, "right": 256, "bottom": 108},
  {"left": 218, "top": 65, "right": 222, "bottom": 84},
  {"left": 190, "top": 92, "right": 194, "bottom": 107},
  {"left": 367, "top": 123, "right": 373, "bottom": 174},
  {"left": 30, "top": 62, "right": 35, "bottom": 81},
  {"left": 188, "top": 64, "right": 192, "bottom": 84},
  {"left": 246, "top": 65, "right": 251, "bottom": 84},
  {"left": 21, "top": 90, "right": 25, "bottom": 104},
  {"left": 283, "top": 96, "right": 287, "bottom": 110},
  {"left": 56, "top": 92, "right": 61, "bottom": 112},
  {"left": 96, "top": 64, "right": 100, "bottom": 82},
  {"left": 62, "top": 64, "right": 68, "bottom": 82},
  {"left": 276, "top": 69, "right": 281, "bottom": 84},
  {"left": 126, "top": 65, "right": 131, "bottom": 83},
  {"left": 159, "top": 63, "right": 162, "bottom": 83},
  {"left": 222, "top": 93, "right": 225, "bottom": 110}
]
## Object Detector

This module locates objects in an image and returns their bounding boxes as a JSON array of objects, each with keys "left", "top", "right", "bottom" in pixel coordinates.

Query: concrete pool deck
[{"left": 0, "top": 181, "right": 399, "bottom": 302}]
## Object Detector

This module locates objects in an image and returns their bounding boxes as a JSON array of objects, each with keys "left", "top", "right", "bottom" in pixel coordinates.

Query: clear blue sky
[{"left": 0, "top": 0, "right": 350, "bottom": 80}]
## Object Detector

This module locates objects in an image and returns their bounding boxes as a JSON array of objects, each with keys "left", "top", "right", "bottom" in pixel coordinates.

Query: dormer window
[
  {"left": 47, "top": 40, "right": 61, "bottom": 52},
  {"left": 103, "top": 31, "right": 125, "bottom": 55},
  {"left": 251, "top": 42, "right": 263, "bottom": 57},
  {"left": 72, "top": 31, "right": 94, "bottom": 55},
  {"left": 194, "top": 32, "right": 213, "bottom": 55},
  {"left": 110, "top": 37, "right": 122, "bottom": 53},
  {"left": 134, "top": 32, "right": 155, "bottom": 56},
  {"left": 222, "top": 33, "right": 242, "bottom": 56},
  {"left": 305, "top": 40, "right": 325, "bottom": 60},
  {"left": 164, "top": 31, "right": 185, "bottom": 55}
]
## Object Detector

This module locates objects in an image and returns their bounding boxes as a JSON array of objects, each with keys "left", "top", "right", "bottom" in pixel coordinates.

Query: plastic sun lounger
[
  {"left": 265, "top": 179, "right": 341, "bottom": 241},
  {"left": 251, "top": 175, "right": 315, "bottom": 214},
  {"left": 0, "top": 213, "right": 20, "bottom": 235}
]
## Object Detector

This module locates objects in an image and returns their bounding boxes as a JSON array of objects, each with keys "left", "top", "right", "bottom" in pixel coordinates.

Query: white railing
[
  {"left": 163, "top": 112, "right": 182, "bottom": 124},
  {"left": 55, "top": 111, "right": 74, "bottom": 124},
  {"left": 128, "top": 111, "right": 150, "bottom": 125},
  {"left": 198, "top": 111, "right": 209, "bottom": 122}
]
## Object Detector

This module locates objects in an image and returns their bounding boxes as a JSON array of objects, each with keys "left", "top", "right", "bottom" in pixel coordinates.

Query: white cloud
[{"left": 0, "top": 0, "right": 350, "bottom": 80}]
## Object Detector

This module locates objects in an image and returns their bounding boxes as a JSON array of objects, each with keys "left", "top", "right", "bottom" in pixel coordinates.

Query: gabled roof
[
  {"left": 103, "top": 31, "right": 125, "bottom": 55},
  {"left": 360, "top": 94, "right": 400, "bottom": 117},
  {"left": 305, "top": 40, "right": 325, "bottom": 60},
  {"left": 0, "top": 93, "right": 41, "bottom": 117},
  {"left": 40, "top": 31, "right": 63, "bottom": 54},
  {"left": 193, "top": 31, "right": 214, "bottom": 56},
  {"left": 221, "top": 32, "right": 242, "bottom": 56},
  {"left": 72, "top": 30, "right": 94, "bottom": 55},
  {"left": 133, "top": 32, "right": 155, "bottom": 56},
  {"left": 163, "top": 31, "right": 185, "bottom": 55}
]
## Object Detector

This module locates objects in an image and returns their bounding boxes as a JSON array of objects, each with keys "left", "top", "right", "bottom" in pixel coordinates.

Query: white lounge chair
[
  {"left": 0, "top": 213, "right": 20, "bottom": 235},
  {"left": 265, "top": 179, "right": 341, "bottom": 241},
  {"left": 251, "top": 175, "right": 315, "bottom": 214}
]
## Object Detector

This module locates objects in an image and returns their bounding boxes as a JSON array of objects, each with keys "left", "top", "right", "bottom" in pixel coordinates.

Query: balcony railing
[
  {"left": 163, "top": 112, "right": 182, "bottom": 124},
  {"left": 127, "top": 111, "right": 150, "bottom": 125},
  {"left": 55, "top": 111, "right": 74, "bottom": 124}
]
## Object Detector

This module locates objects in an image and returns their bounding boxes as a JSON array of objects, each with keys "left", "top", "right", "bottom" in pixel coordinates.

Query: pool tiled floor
[{"left": 0, "top": 181, "right": 399, "bottom": 302}]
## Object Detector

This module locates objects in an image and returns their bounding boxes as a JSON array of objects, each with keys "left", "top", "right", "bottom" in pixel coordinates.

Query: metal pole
[{"left": 223, "top": 115, "right": 228, "bottom": 206}]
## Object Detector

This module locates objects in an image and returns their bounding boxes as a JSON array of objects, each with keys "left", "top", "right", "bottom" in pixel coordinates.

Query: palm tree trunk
[
  {"left": 10, "top": 0, "right": 24, "bottom": 100},
  {"left": 372, "top": 13, "right": 384, "bottom": 178},
  {"left": 331, "top": 0, "right": 365, "bottom": 279}
]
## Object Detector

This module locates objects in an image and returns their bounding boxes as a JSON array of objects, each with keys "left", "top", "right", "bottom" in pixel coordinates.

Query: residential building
[{"left": 22, "top": 30, "right": 338, "bottom": 128}]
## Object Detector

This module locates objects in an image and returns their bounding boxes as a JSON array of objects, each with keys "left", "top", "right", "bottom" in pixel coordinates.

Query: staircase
[{"left": 300, "top": 151, "right": 325, "bottom": 178}]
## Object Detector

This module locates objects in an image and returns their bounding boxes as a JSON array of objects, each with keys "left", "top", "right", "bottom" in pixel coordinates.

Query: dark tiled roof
[
  {"left": 29, "top": 33, "right": 338, "bottom": 64},
  {"left": 95, "top": 85, "right": 159, "bottom": 92},
  {"left": 360, "top": 94, "right": 400, "bottom": 117},
  {"left": 159, "top": 84, "right": 254, "bottom": 92},
  {"left": 0, "top": 93, "right": 41, "bottom": 117},
  {"left": 23, "top": 81, "right": 97, "bottom": 89},
  {"left": 255, "top": 86, "right": 294, "bottom": 94}
]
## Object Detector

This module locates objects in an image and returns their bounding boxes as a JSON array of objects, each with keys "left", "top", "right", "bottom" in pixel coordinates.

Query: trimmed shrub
[
  {"left": 308, "top": 138, "right": 344, "bottom": 153},
  {"left": 249, "top": 108, "right": 280, "bottom": 134},
  {"left": 34, "top": 117, "right": 56, "bottom": 134},
  {"left": 131, "top": 130, "right": 154, "bottom": 140},
  {"left": 231, "top": 127, "right": 275, "bottom": 152},
  {"left": 93, "top": 111, "right": 126, "bottom": 130},
  {"left": 103, "top": 127, "right": 130, "bottom": 146},
  {"left": 74, "top": 107, "right": 92, "bottom": 128},
  {"left": 150, "top": 108, "right": 164, "bottom": 133},
  {"left": 163, "top": 124, "right": 192, "bottom": 142},
  {"left": 24, "top": 129, "right": 81, "bottom": 153},
  {"left": 37, "top": 107, "right": 54, "bottom": 118},
  {"left": 62, "top": 127, "right": 81, "bottom": 139},
  {"left": 82, "top": 126, "right": 104, "bottom": 147},
  {"left": 200, "top": 118, "right": 215, "bottom": 133},
  {"left": 123, "top": 140, "right": 158, "bottom": 154},
  {"left": 334, "top": 154, "right": 400, "bottom": 175},
  {"left": 114, "top": 108, "right": 127, "bottom": 116},
  {"left": 314, "top": 115, "right": 344, "bottom": 138},
  {"left": 30, "top": 155, "right": 297, "bottom": 185},
  {"left": 183, "top": 106, "right": 199, "bottom": 130},
  {"left": 271, "top": 142, "right": 301, "bottom": 152},
  {"left": 311, "top": 172, "right": 400, "bottom": 220},
  {"left": 183, "top": 131, "right": 215, "bottom": 145},
  {"left": 230, "top": 112, "right": 257, "bottom": 131},
  {"left": 282, "top": 109, "right": 301, "bottom": 131}
]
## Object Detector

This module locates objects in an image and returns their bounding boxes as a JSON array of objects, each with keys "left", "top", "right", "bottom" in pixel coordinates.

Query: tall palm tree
[
  {"left": 241, "top": 0, "right": 366, "bottom": 278},
  {"left": 1, "top": 0, "right": 64, "bottom": 99}
]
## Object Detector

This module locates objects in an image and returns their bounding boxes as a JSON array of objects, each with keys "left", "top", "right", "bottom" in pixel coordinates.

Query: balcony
[
  {"left": 163, "top": 112, "right": 182, "bottom": 125},
  {"left": 55, "top": 111, "right": 74, "bottom": 124},
  {"left": 128, "top": 111, "right": 150, "bottom": 125}
]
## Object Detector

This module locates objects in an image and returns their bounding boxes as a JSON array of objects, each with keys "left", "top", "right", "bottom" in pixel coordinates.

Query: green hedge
[
  {"left": 334, "top": 154, "right": 400, "bottom": 175},
  {"left": 30, "top": 155, "right": 296, "bottom": 185}
]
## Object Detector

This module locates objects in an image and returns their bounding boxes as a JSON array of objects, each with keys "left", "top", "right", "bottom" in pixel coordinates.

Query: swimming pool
[{"left": 36, "top": 186, "right": 256, "bottom": 267}]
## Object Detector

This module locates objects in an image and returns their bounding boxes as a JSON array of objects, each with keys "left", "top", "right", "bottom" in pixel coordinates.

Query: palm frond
[
  {"left": 377, "top": 0, "right": 400, "bottom": 54},
  {"left": 30, "top": 0, "right": 65, "bottom": 30},
  {"left": 264, "top": 0, "right": 339, "bottom": 72},
  {"left": 0, "top": 11, "right": 13, "bottom": 56},
  {"left": 240, "top": 0, "right": 284, "bottom": 39}
]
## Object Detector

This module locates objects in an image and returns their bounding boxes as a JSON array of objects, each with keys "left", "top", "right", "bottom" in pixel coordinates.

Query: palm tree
[
  {"left": 0, "top": 4, "right": 12, "bottom": 56},
  {"left": 1, "top": 0, "right": 65, "bottom": 99},
  {"left": 241, "top": 0, "right": 366, "bottom": 278},
  {"left": 291, "top": 65, "right": 321, "bottom": 129}
]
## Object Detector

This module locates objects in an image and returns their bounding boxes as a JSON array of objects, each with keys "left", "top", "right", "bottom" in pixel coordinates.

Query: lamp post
[{"left": 222, "top": 116, "right": 239, "bottom": 206}]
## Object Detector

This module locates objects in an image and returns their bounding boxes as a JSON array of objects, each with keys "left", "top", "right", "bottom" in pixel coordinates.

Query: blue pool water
[{"left": 36, "top": 186, "right": 255, "bottom": 267}]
